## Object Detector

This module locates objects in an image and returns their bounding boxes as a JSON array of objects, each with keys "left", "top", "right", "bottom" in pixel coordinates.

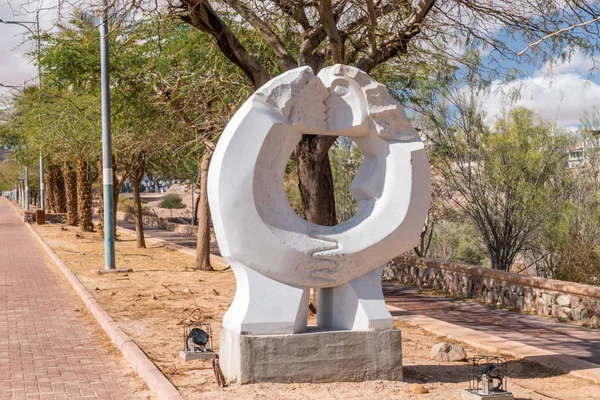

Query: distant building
[{"left": 566, "top": 130, "right": 600, "bottom": 169}]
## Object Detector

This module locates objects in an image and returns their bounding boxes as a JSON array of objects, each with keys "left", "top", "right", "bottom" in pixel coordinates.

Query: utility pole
[{"left": 100, "top": 0, "right": 115, "bottom": 270}]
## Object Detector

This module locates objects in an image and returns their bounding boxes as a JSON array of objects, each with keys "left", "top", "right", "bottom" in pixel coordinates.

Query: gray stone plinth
[
  {"left": 462, "top": 389, "right": 514, "bottom": 400},
  {"left": 220, "top": 327, "right": 402, "bottom": 384}
]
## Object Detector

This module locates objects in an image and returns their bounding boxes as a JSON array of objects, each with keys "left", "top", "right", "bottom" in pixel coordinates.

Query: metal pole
[
  {"left": 19, "top": 178, "right": 24, "bottom": 208},
  {"left": 100, "top": 2, "right": 115, "bottom": 270},
  {"left": 24, "top": 167, "right": 29, "bottom": 211},
  {"left": 39, "top": 151, "right": 44, "bottom": 210},
  {"left": 36, "top": 7, "right": 44, "bottom": 212}
]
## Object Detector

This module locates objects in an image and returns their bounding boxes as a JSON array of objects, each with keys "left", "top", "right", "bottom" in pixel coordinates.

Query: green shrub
[
  {"left": 117, "top": 197, "right": 135, "bottom": 214},
  {"left": 159, "top": 193, "right": 186, "bottom": 209}
]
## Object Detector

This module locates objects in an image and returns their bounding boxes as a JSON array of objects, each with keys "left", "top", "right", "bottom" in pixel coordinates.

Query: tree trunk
[
  {"left": 97, "top": 158, "right": 104, "bottom": 237},
  {"left": 30, "top": 189, "right": 38, "bottom": 207},
  {"left": 62, "top": 161, "right": 79, "bottom": 226},
  {"left": 44, "top": 167, "right": 55, "bottom": 213},
  {"left": 196, "top": 150, "right": 214, "bottom": 271},
  {"left": 76, "top": 159, "right": 94, "bottom": 232},
  {"left": 56, "top": 165, "right": 66, "bottom": 213},
  {"left": 193, "top": 187, "right": 200, "bottom": 226},
  {"left": 131, "top": 163, "right": 146, "bottom": 248},
  {"left": 295, "top": 135, "right": 337, "bottom": 226},
  {"left": 112, "top": 179, "right": 121, "bottom": 234},
  {"left": 48, "top": 164, "right": 66, "bottom": 213}
]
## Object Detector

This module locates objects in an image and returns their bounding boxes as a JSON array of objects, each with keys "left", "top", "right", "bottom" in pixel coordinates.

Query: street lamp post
[
  {"left": 24, "top": 166, "right": 29, "bottom": 211},
  {"left": 19, "top": 176, "right": 24, "bottom": 208},
  {"left": 100, "top": 0, "right": 116, "bottom": 270},
  {"left": 39, "top": 150, "right": 44, "bottom": 210}
]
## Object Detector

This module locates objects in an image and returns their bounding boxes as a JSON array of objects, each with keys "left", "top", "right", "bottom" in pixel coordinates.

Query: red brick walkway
[{"left": 0, "top": 198, "right": 143, "bottom": 400}]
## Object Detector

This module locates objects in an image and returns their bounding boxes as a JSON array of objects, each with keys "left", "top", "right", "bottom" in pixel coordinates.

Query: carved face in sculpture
[{"left": 208, "top": 65, "right": 431, "bottom": 289}]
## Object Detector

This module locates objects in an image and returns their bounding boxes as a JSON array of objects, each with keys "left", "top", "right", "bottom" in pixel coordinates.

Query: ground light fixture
[
  {"left": 180, "top": 322, "right": 215, "bottom": 361},
  {"left": 463, "top": 355, "right": 514, "bottom": 399}
]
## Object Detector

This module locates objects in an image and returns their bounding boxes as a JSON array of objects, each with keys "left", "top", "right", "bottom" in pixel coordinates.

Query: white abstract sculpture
[{"left": 208, "top": 64, "right": 430, "bottom": 337}]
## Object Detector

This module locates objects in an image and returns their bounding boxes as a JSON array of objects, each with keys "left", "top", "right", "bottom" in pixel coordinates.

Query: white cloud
[
  {"left": 0, "top": 0, "right": 76, "bottom": 95},
  {"left": 540, "top": 48, "right": 599, "bottom": 77},
  {"left": 480, "top": 52, "right": 600, "bottom": 127}
]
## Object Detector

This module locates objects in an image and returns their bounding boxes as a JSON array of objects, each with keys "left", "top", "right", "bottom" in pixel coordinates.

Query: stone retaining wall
[
  {"left": 385, "top": 256, "right": 600, "bottom": 328},
  {"left": 117, "top": 212, "right": 198, "bottom": 237},
  {"left": 24, "top": 211, "right": 67, "bottom": 224}
]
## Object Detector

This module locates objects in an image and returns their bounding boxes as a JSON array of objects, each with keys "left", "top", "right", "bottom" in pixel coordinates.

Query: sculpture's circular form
[{"left": 208, "top": 65, "right": 431, "bottom": 288}]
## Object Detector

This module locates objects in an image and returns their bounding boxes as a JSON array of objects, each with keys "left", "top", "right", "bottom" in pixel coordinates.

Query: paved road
[
  {"left": 384, "top": 284, "right": 600, "bottom": 365},
  {"left": 116, "top": 220, "right": 222, "bottom": 257},
  {"left": 0, "top": 198, "right": 143, "bottom": 400},
  {"left": 116, "top": 219, "right": 600, "bottom": 366}
]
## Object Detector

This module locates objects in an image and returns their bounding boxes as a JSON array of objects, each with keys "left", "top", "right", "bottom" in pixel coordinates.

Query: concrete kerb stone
[
  {"left": 388, "top": 304, "right": 600, "bottom": 384},
  {"left": 21, "top": 212, "right": 184, "bottom": 400}
]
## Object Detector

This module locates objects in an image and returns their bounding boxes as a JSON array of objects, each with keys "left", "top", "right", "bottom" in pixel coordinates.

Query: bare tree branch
[
  {"left": 519, "top": 16, "right": 600, "bottom": 56},
  {"left": 356, "top": 0, "right": 436, "bottom": 72},
  {"left": 273, "top": 0, "right": 312, "bottom": 30},
  {"left": 317, "top": 0, "right": 345, "bottom": 63},
  {"left": 173, "top": 0, "right": 270, "bottom": 89},
  {"left": 222, "top": 0, "right": 298, "bottom": 71}
]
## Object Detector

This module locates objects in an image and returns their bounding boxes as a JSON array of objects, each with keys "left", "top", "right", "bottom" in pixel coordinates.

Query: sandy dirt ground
[{"left": 31, "top": 222, "right": 600, "bottom": 400}]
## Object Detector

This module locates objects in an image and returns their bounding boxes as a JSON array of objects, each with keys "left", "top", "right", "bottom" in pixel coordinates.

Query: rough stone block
[
  {"left": 556, "top": 294, "right": 571, "bottom": 307},
  {"left": 220, "top": 327, "right": 402, "bottom": 384},
  {"left": 572, "top": 307, "right": 582, "bottom": 322},
  {"left": 431, "top": 342, "right": 467, "bottom": 362},
  {"left": 582, "top": 309, "right": 590, "bottom": 324}
]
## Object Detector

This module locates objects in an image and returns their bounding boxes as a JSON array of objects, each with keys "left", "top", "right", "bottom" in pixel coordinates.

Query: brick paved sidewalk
[{"left": 0, "top": 198, "right": 145, "bottom": 400}]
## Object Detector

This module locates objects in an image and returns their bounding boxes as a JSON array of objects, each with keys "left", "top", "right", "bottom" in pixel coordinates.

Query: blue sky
[{"left": 476, "top": 26, "right": 600, "bottom": 129}]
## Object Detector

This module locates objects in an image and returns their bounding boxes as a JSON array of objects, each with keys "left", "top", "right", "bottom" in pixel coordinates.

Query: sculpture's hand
[
  {"left": 305, "top": 258, "right": 339, "bottom": 286},
  {"left": 304, "top": 229, "right": 342, "bottom": 286}
]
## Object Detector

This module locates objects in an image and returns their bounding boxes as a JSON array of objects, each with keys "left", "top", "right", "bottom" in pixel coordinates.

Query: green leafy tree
[{"left": 429, "top": 97, "right": 568, "bottom": 271}]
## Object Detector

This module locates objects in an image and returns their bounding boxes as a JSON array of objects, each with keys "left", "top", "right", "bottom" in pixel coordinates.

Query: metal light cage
[
  {"left": 466, "top": 355, "right": 509, "bottom": 395},
  {"left": 183, "top": 322, "right": 214, "bottom": 353}
]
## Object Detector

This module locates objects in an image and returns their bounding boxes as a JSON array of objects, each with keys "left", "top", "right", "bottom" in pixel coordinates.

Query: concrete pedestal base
[
  {"left": 462, "top": 389, "right": 514, "bottom": 400},
  {"left": 179, "top": 350, "right": 216, "bottom": 362},
  {"left": 220, "top": 327, "right": 402, "bottom": 384}
]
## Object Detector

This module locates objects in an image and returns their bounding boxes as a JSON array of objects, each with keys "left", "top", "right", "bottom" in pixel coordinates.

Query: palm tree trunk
[
  {"left": 48, "top": 164, "right": 66, "bottom": 213},
  {"left": 97, "top": 158, "right": 104, "bottom": 237},
  {"left": 76, "top": 159, "right": 94, "bottom": 232},
  {"left": 62, "top": 161, "right": 79, "bottom": 226},
  {"left": 44, "top": 167, "right": 55, "bottom": 213}
]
